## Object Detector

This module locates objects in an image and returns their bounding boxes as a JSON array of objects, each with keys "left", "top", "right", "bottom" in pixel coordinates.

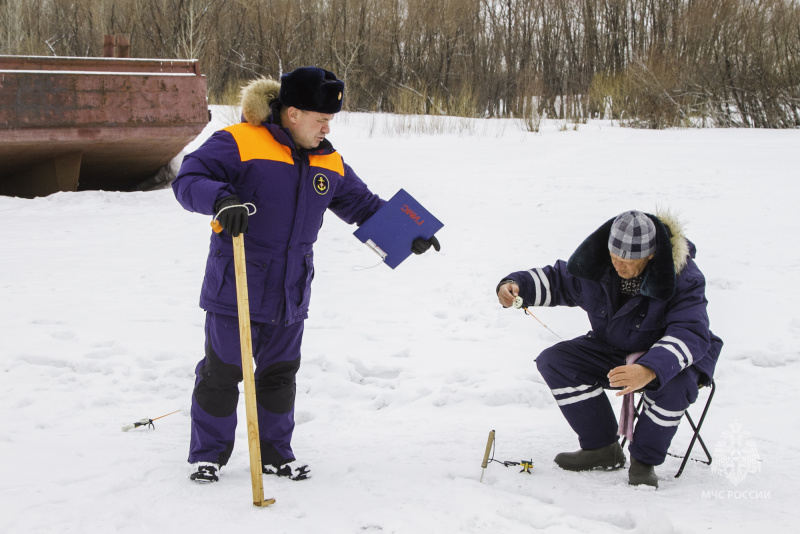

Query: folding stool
[{"left": 620, "top": 379, "right": 716, "bottom": 477}]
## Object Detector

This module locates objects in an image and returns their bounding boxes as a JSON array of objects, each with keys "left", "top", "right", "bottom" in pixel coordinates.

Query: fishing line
[
  {"left": 513, "top": 295, "right": 565, "bottom": 341},
  {"left": 352, "top": 260, "right": 384, "bottom": 271}
]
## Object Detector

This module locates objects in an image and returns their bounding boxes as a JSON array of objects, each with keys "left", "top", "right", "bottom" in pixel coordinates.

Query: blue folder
[{"left": 354, "top": 189, "right": 444, "bottom": 269}]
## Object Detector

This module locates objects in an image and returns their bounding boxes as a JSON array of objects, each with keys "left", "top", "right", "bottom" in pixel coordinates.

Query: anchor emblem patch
[{"left": 313, "top": 174, "right": 330, "bottom": 195}]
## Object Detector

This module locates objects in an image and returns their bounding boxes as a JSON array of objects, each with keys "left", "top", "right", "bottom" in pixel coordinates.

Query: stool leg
[{"left": 672, "top": 380, "right": 716, "bottom": 477}]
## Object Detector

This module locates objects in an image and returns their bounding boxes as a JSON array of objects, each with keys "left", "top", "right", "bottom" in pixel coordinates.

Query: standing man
[
  {"left": 173, "top": 67, "right": 440, "bottom": 483},
  {"left": 496, "top": 210, "right": 721, "bottom": 488}
]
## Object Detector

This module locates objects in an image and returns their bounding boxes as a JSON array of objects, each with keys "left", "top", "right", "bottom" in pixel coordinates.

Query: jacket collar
[
  {"left": 565, "top": 213, "right": 678, "bottom": 301},
  {"left": 263, "top": 117, "right": 336, "bottom": 157}
]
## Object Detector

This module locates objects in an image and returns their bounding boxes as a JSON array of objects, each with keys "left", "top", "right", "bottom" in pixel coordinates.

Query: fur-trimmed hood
[
  {"left": 566, "top": 210, "right": 691, "bottom": 301},
  {"left": 240, "top": 77, "right": 281, "bottom": 125}
]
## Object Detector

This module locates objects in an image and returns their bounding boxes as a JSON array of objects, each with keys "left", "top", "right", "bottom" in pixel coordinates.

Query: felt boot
[
  {"left": 554, "top": 441, "right": 626, "bottom": 471},
  {"left": 628, "top": 457, "right": 659, "bottom": 488}
]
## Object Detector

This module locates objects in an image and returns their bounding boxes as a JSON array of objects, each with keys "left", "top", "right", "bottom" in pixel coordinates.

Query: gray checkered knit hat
[{"left": 608, "top": 210, "right": 657, "bottom": 259}]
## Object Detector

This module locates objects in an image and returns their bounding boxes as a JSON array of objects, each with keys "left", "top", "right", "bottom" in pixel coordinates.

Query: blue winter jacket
[
  {"left": 173, "top": 119, "right": 384, "bottom": 326},
  {"left": 502, "top": 213, "right": 722, "bottom": 390}
]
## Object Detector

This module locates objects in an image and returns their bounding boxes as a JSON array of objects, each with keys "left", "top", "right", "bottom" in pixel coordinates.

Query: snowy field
[{"left": 2, "top": 109, "right": 798, "bottom": 533}]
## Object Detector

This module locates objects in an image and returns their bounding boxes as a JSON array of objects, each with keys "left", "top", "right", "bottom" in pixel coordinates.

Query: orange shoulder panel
[
  {"left": 222, "top": 123, "right": 293, "bottom": 164},
  {"left": 309, "top": 152, "right": 345, "bottom": 177}
]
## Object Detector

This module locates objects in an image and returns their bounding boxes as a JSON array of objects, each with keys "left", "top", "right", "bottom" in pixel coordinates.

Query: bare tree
[{"left": 1, "top": 0, "right": 797, "bottom": 127}]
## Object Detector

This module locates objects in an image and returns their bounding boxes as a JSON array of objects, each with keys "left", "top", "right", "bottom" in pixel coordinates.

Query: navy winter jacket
[
  {"left": 173, "top": 86, "right": 384, "bottom": 326},
  {"left": 502, "top": 212, "right": 722, "bottom": 390}
]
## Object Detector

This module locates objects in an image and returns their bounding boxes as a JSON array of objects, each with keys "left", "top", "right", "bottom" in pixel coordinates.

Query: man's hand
[
  {"left": 608, "top": 364, "right": 656, "bottom": 396},
  {"left": 497, "top": 282, "right": 520, "bottom": 308},
  {"left": 214, "top": 195, "right": 249, "bottom": 237},
  {"left": 411, "top": 236, "right": 441, "bottom": 254}
]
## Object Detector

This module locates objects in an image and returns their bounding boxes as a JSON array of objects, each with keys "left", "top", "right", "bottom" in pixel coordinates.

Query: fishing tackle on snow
[
  {"left": 121, "top": 409, "right": 181, "bottom": 432},
  {"left": 480, "top": 429, "right": 533, "bottom": 482}
]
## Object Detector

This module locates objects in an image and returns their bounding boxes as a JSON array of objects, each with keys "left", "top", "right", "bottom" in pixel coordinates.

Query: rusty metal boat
[{"left": 0, "top": 53, "right": 209, "bottom": 198}]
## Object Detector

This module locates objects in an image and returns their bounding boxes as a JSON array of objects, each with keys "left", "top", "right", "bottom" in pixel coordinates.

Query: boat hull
[{"left": 0, "top": 55, "right": 209, "bottom": 197}]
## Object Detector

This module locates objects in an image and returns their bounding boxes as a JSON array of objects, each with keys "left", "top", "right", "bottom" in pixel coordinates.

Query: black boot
[
  {"left": 628, "top": 457, "right": 659, "bottom": 488},
  {"left": 554, "top": 441, "right": 626, "bottom": 471},
  {"left": 189, "top": 462, "right": 220, "bottom": 483},
  {"left": 263, "top": 461, "right": 311, "bottom": 481}
]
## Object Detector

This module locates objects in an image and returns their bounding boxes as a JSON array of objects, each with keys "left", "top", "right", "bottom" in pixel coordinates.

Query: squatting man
[
  {"left": 173, "top": 67, "right": 440, "bottom": 483},
  {"left": 497, "top": 210, "right": 722, "bottom": 488}
]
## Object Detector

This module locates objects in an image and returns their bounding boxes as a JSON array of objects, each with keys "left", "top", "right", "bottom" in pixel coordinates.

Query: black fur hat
[{"left": 278, "top": 67, "right": 344, "bottom": 114}]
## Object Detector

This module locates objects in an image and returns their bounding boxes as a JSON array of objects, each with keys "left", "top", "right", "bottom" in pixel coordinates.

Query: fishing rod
[{"left": 480, "top": 429, "right": 533, "bottom": 482}]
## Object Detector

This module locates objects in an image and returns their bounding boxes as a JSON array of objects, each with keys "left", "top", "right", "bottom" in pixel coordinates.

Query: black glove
[
  {"left": 214, "top": 195, "right": 249, "bottom": 237},
  {"left": 411, "top": 235, "right": 441, "bottom": 255}
]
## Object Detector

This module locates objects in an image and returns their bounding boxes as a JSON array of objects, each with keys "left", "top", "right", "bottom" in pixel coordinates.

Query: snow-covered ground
[{"left": 2, "top": 110, "right": 798, "bottom": 533}]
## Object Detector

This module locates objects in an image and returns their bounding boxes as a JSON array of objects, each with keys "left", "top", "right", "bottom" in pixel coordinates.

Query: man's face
[
  {"left": 285, "top": 107, "right": 333, "bottom": 149},
  {"left": 610, "top": 252, "right": 653, "bottom": 279}
]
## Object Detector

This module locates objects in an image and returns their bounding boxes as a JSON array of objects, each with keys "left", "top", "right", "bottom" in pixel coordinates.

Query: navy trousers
[
  {"left": 188, "top": 312, "right": 303, "bottom": 467},
  {"left": 536, "top": 335, "right": 699, "bottom": 465}
]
